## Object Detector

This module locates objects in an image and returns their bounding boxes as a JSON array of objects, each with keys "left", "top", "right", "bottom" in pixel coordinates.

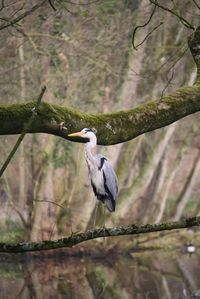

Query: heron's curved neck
[{"left": 84, "top": 135, "right": 97, "bottom": 162}]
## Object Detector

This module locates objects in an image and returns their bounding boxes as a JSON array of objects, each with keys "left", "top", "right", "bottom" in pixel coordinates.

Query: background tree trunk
[{"left": 19, "top": 41, "right": 26, "bottom": 210}]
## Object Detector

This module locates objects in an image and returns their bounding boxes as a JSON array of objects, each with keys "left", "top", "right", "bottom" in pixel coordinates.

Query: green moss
[{"left": 0, "top": 83, "right": 200, "bottom": 145}]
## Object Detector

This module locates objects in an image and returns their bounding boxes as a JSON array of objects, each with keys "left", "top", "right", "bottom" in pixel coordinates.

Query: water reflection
[{"left": 0, "top": 248, "right": 200, "bottom": 299}]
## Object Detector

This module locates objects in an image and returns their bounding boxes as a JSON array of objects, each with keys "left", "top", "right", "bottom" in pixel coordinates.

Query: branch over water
[{"left": 1, "top": 216, "right": 200, "bottom": 253}]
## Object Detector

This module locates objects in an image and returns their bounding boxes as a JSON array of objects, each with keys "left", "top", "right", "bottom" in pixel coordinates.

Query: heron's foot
[
  {"left": 59, "top": 122, "right": 67, "bottom": 131},
  {"left": 91, "top": 227, "right": 96, "bottom": 239},
  {"left": 101, "top": 225, "right": 107, "bottom": 238}
]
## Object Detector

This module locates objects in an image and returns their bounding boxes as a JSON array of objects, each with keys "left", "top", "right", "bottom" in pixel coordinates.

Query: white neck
[{"left": 84, "top": 134, "right": 97, "bottom": 163}]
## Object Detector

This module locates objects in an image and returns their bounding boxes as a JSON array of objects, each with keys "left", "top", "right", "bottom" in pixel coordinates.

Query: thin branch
[
  {"left": 149, "top": 0, "right": 195, "bottom": 30},
  {"left": 0, "top": 86, "right": 46, "bottom": 178},
  {"left": 0, "top": 216, "right": 200, "bottom": 253},
  {"left": 48, "top": 0, "right": 56, "bottom": 11},
  {"left": 165, "top": 47, "right": 188, "bottom": 74},
  {"left": 34, "top": 199, "right": 66, "bottom": 211},
  {"left": 131, "top": 43, "right": 187, "bottom": 79},
  {"left": 0, "top": 0, "right": 5, "bottom": 12},
  {"left": 59, "top": 0, "right": 102, "bottom": 6},
  {"left": 160, "top": 67, "right": 175, "bottom": 99},
  {"left": 0, "top": 0, "right": 47, "bottom": 31},
  {"left": 132, "top": 3, "right": 157, "bottom": 50},
  {"left": 63, "top": 6, "right": 77, "bottom": 16},
  {"left": 135, "top": 21, "right": 163, "bottom": 49},
  {"left": 9, "top": 200, "right": 28, "bottom": 228},
  {"left": 3, "top": 176, "right": 28, "bottom": 228},
  {"left": 192, "top": 0, "right": 200, "bottom": 10},
  {"left": 8, "top": 1, "right": 26, "bottom": 19},
  {"left": 160, "top": 47, "right": 188, "bottom": 99}
]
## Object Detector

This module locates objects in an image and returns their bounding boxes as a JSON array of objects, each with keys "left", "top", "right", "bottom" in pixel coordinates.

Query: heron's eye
[{"left": 85, "top": 128, "right": 92, "bottom": 133}]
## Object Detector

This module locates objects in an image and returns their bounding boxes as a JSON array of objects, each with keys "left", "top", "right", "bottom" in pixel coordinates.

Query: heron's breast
[{"left": 90, "top": 168, "right": 104, "bottom": 192}]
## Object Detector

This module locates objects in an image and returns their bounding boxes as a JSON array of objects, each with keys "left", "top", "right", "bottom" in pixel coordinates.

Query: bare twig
[
  {"left": 132, "top": 3, "right": 157, "bottom": 50},
  {"left": 149, "top": 0, "right": 195, "bottom": 30},
  {"left": 48, "top": 0, "right": 56, "bottom": 11},
  {"left": 34, "top": 199, "right": 66, "bottom": 211},
  {"left": 131, "top": 43, "right": 187, "bottom": 79},
  {"left": 9, "top": 200, "right": 28, "bottom": 228},
  {"left": 0, "top": 86, "right": 46, "bottom": 178},
  {"left": 3, "top": 176, "right": 28, "bottom": 228},
  {"left": 165, "top": 47, "right": 188, "bottom": 74},
  {"left": 0, "top": 216, "right": 200, "bottom": 252},
  {"left": 192, "top": 0, "right": 200, "bottom": 10},
  {"left": 160, "top": 47, "right": 188, "bottom": 99},
  {"left": 63, "top": 0, "right": 102, "bottom": 5},
  {"left": 160, "top": 67, "right": 175, "bottom": 99},
  {"left": 0, "top": 0, "right": 47, "bottom": 31},
  {"left": 0, "top": 0, "right": 5, "bottom": 12},
  {"left": 135, "top": 21, "right": 163, "bottom": 49}
]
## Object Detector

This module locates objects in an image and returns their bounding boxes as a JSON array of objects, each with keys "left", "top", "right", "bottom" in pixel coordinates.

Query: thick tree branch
[
  {"left": 0, "top": 83, "right": 200, "bottom": 145},
  {"left": 0, "top": 26, "right": 199, "bottom": 145},
  {"left": 0, "top": 216, "right": 200, "bottom": 253}
]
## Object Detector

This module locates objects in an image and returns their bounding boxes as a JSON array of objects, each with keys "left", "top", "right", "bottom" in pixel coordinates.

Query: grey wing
[
  {"left": 102, "top": 159, "right": 118, "bottom": 200},
  {"left": 96, "top": 154, "right": 118, "bottom": 200}
]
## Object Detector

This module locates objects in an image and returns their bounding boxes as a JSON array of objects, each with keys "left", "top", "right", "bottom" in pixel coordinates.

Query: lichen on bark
[{"left": 0, "top": 216, "right": 199, "bottom": 253}]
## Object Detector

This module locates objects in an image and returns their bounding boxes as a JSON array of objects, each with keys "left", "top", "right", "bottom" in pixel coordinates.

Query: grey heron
[{"left": 68, "top": 128, "right": 118, "bottom": 225}]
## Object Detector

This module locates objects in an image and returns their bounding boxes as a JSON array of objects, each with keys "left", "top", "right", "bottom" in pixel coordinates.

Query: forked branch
[{"left": 149, "top": 0, "right": 195, "bottom": 30}]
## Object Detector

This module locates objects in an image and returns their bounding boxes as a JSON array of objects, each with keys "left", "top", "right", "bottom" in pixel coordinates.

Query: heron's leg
[
  {"left": 103, "top": 205, "right": 106, "bottom": 228},
  {"left": 93, "top": 201, "right": 99, "bottom": 230},
  {"left": 103, "top": 205, "right": 106, "bottom": 239}
]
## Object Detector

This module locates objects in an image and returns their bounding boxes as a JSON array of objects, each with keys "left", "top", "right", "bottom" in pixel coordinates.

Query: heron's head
[{"left": 68, "top": 128, "right": 96, "bottom": 141}]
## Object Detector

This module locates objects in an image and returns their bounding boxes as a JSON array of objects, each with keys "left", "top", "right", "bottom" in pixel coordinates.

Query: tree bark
[
  {"left": 0, "top": 216, "right": 200, "bottom": 253},
  {"left": 114, "top": 124, "right": 176, "bottom": 221},
  {"left": 19, "top": 41, "right": 26, "bottom": 209},
  {"left": 0, "top": 83, "right": 200, "bottom": 145},
  {"left": 0, "top": 25, "right": 200, "bottom": 145}
]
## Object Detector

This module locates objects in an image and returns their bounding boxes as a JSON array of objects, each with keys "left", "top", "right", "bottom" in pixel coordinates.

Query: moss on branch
[
  {"left": 0, "top": 83, "right": 200, "bottom": 145},
  {"left": 0, "top": 25, "right": 199, "bottom": 145},
  {"left": 0, "top": 216, "right": 200, "bottom": 253}
]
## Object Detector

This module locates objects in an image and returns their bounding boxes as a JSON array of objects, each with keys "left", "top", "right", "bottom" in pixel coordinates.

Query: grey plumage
[
  {"left": 68, "top": 128, "right": 118, "bottom": 212},
  {"left": 89, "top": 154, "right": 118, "bottom": 212}
]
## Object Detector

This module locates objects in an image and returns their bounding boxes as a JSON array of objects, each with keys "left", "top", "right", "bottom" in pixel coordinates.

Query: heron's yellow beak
[{"left": 68, "top": 131, "right": 82, "bottom": 137}]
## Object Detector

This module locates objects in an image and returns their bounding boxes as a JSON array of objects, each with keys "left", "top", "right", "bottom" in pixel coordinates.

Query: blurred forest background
[{"left": 0, "top": 0, "right": 200, "bottom": 244}]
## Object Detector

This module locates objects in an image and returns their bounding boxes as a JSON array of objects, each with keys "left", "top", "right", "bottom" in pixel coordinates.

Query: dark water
[{"left": 0, "top": 248, "right": 200, "bottom": 299}]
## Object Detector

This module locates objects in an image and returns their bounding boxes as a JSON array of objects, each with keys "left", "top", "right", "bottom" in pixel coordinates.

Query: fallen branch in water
[{"left": 1, "top": 216, "right": 200, "bottom": 253}]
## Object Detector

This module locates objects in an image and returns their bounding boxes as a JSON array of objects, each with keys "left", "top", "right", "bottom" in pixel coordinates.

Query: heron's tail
[
  {"left": 97, "top": 194, "right": 115, "bottom": 212},
  {"left": 104, "top": 197, "right": 115, "bottom": 212}
]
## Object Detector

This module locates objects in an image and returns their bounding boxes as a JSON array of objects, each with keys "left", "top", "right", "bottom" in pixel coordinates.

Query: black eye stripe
[{"left": 85, "top": 129, "right": 93, "bottom": 132}]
